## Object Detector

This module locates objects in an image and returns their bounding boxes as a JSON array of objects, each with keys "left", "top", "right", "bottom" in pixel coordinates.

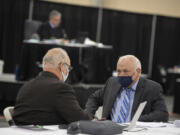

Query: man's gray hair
[
  {"left": 118, "top": 55, "right": 142, "bottom": 70},
  {"left": 49, "top": 10, "right": 61, "bottom": 19},
  {"left": 42, "top": 48, "right": 68, "bottom": 69}
]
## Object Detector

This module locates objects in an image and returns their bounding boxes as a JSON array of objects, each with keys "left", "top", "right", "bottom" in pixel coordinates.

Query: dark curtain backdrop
[
  {"left": 33, "top": 1, "right": 98, "bottom": 40},
  {"left": 1, "top": 0, "right": 180, "bottom": 81},
  {"left": 101, "top": 10, "right": 152, "bottom": 73},
  {"left": 32, "top": 1, "right": 152, "bottom": 73},
  {"left": 0, "top": 0, "right": 29, "bottom": 73},
  {"left": 152, "top": 16, "right": 180, "bottom": 81}
]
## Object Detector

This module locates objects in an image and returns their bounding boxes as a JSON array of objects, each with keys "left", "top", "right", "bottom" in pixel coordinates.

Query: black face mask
[{"left": 117, "top": 76, "right": 133, "bottom": 88}]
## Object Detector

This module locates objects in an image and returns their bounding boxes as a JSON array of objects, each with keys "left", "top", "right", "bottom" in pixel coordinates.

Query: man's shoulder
[
  {"left": 39, "top": 22, "right": 50, "bottom": 29},
  {"left": 105, "top": 77, "right": 161, "bottom": 88},
  {"left": 40, "top": 76, "right": 72, "bottom": 90},
  {"left": 104, "top": 76, "right": 120, "bottom": 89},
  {"left": 42, "top": 21, "right": 49, "bottom": 26},
  {"left": 56, "top": 81, "right": 73, "bottom": 90},
  {"left": 139, "top": 77, "right": 163, "bottom": 94},
  {"left": 140, "top": 77, "right": 161, "bottom": 87},
  {"left": 107, "top": 76, "right": 118, "bottom": 83},
  {"left": 25, "top": 75, "right": 72, "bottom": 91},
  {"left": 46, "top": 79, "right": 74, "bottom": 94}
]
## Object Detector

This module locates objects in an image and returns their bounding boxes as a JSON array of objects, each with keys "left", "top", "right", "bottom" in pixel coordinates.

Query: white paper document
[{"left": 136, "top": 121, "right": 168, "bottom": 128}]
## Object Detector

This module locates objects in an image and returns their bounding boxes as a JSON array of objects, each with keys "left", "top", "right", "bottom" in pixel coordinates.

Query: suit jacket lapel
[
  {"left": 103, "top": 80, "right": 122, "bottom": 118},
  {"left": 131, "top": 78, "right": 145, "bottom": 119}
]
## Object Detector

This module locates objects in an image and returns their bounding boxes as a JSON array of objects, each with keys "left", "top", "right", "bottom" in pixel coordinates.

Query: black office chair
[{"left": 24, "top": 20, "right": 42, "bottom": 40}]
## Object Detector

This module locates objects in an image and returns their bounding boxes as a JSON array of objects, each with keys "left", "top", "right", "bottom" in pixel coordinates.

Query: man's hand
[{"left": 92, "top": 116, "right": 99, "bottom": 121}]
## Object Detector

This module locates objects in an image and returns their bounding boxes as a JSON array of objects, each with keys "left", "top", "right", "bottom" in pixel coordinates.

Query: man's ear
[
  {"left": 136, "top": 68, "right": 141, "bottom": 75},
  {"left": 132, "top": 68, "right": 141, "bottom": 81},
  {"left": 58, "top": 63, "right": 63, "bottom": 71}
]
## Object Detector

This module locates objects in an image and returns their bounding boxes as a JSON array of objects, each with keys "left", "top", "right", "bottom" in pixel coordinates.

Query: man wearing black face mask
[{"left": 85, "top": 55, "right": 168, "bottom": 123}]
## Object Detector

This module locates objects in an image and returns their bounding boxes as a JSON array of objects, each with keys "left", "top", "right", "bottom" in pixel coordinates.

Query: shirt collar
[
  {"left": 131, "top": 80, "right": 139, "bottom": 91},
  {"left": 49, "top": 22, "right": 55, "bottom": 28}
]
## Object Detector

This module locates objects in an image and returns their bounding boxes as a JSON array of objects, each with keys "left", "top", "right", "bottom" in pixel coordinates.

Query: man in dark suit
[
  {"left": 85, "top": 55, "right": 168, "bottom": 123},
  {"left": 37, "top": 10, "right": 66, "bottom": 40},
  {"left": 13, "top": 48, "right": 92, "bottom": 125}
]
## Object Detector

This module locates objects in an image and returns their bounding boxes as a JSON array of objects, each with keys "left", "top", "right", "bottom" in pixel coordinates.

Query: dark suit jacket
[
  {"left": 13, "top": 71, "right": 92, "bottom": 125},
  {"left": 37, "top": 22, "right": 65, "bottom": 40},
  {"left": 85, "top": 77, "right": 168, "bottom": 122}
]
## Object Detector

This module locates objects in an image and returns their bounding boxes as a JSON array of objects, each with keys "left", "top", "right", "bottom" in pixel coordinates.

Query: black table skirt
[
  {"left": 173, "top": 81, "right": 180, "bottom": 114},
  {"left": 166, "top": 73, "right": 180, "bottom": 95},
  {"left": 18, "top": 42, "right": 113, "bottom": 84}
]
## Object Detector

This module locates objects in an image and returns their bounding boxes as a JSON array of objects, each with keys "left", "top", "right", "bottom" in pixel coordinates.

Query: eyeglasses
[{"left": 64, "top": 63, "right": 73, "bottom": 72}]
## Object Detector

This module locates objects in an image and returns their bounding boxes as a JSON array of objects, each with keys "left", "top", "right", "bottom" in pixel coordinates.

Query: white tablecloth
[
  {"left": 0, "top": 123, "right": 180, "bottom": 135},
  {"left": 124, "top": 123, "right": 180, "bottom": 135}
]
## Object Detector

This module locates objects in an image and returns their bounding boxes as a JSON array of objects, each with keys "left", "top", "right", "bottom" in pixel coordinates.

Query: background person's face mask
[
  {"left": 118, "top": 76, "right": 133, "bottom": 88},
  {"left": 61, "top": 64, "right": 69, "bottom": 82}
]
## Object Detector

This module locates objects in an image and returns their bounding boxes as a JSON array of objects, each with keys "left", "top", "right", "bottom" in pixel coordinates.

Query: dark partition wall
[
  {"left": 152, "top": 16, "right": 180, "bottom": 81},
  {"left": 0, "top": 0, "right": 29, "bottom": 73},
  {"left": 1, "top": 0, "right": 180, "bottom": 83},
  {"left": 33, "top": 1, "right": 98, "bottom": 40},
  {"left": 154, "top": 16, "right": 180, "bottom": 67},
  {"left": 101, "top": 10, "right": 152, "bottom": 73},
  {"left": 33, "top": 1, "right": 152, "bottom": 73}
]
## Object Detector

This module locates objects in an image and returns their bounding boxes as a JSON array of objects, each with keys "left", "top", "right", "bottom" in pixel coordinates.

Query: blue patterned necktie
[{"left": 111, "top": 88, "right": 131, "bottom": 123}]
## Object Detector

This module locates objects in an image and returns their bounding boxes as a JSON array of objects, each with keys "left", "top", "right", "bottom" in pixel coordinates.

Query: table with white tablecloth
[
  {"left": 18, "top": 42, "right": 113, "bottom": 84},
  {"left": 0, "top": 122, "right": 180, "bottom": 135}
]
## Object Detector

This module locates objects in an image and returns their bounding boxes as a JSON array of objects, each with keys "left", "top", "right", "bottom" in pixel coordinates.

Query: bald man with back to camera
[
  {"left": 85, "top": 55, "right": 168, "bottom": 123},
  {"left": 13, "top": 48, "right": 92, "bottom": 125}
]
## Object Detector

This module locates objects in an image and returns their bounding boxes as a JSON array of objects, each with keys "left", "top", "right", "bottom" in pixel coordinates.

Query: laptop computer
[{"left": 120, "top": 101, "right": 147, "bottom": 131}]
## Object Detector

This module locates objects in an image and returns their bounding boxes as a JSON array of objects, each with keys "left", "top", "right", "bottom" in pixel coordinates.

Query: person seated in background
[
  {"left": 37, "top": 10, "right": 67, "bottom": 40},
  {"left": 85, "top": 55, "right": 168, "bottom": 123},
  {"left": 13, "top": 48, "right": 92, "bottom": 125}
]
